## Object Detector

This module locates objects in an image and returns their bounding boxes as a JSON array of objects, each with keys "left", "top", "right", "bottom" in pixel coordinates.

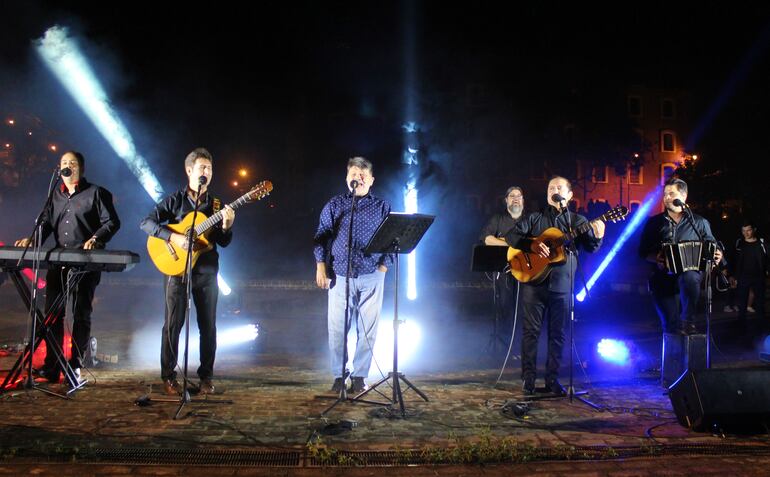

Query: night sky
[{"left": 2, "top": 2, "right": 770, "bottom": 279}]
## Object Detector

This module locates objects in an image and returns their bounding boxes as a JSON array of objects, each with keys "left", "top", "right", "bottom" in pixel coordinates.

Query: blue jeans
[
  {"left": 328, "top": 270, "right": 386, "bottom": 378},
  {"left": 649, "top": 271, "right": 702, "bottom": 333}
]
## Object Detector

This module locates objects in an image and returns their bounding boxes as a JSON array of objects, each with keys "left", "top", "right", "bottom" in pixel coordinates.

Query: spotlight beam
[
  {"left": 36, "top": 25, "right": 232, "bottom": 293},
  {"left": 36, "top": 26, "right": 163, "bottom": 202},
  {"left": 576, "top": 187, "right": 662, "bottom": 302},
  {"left": 405, "top": 186, "right": 418, "bottom": 300}
]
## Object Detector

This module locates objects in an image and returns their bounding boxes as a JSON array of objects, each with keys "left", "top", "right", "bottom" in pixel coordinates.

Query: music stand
[
  {"left": 471, "top": 245, "right": 510, "bottom": 355},
  {"left": 352, "top": 212, "right": 434, "bottom": 417}
]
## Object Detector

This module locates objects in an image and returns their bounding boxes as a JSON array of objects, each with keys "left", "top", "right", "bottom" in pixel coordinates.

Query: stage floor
[{"left": 2, "top": 283, "right": 770, "bottom": 473}]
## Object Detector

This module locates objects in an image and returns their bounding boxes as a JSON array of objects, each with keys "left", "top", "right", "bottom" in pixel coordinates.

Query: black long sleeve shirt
[
  {"left": 504, "top": 207, "right": 602, "bottom": 292},
  {"left": 731, "top": 238, "right": 768, "bottom": 278},
  {"left": 638, "top": 211, "right": 719, "bottom": 274},
  {"left": 41, "top": 178, "right": 121, "bottom": 248},
  {"left": 140, "top": 187, "right": 233, "bottom": 274}
]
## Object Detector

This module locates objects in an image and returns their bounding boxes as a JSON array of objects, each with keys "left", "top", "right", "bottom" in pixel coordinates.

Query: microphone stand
[
  {"left": 680, "top": 204, "right": 713, "bottom": 369},
  {"left": 322, "top": 182, "right": 363, "bottom": 415},
  {"left": 16, "top": 168, "right": 71, "bottom": 398},
  {"left": 559, "top": 201, "right": 599, "bottom": 409},
  {"left": 169, "top": 177, "right": 232, "bottom": 419}
]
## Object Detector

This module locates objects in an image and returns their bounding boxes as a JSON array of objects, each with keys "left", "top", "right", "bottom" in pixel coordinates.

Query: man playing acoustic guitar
[
  {"left": 140, "top": 147, "right": 235, "bottom": 396},
  {"left": 505, "top": 176, "right": 604, "bottom": 395}
]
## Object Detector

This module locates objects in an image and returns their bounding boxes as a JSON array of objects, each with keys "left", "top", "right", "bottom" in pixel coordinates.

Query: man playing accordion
[{"left": 639, "top": 178, "right": 723, "bottom": 335}]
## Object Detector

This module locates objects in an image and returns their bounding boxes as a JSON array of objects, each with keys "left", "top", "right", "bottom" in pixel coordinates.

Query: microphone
[
  {"left": 60, "top": 167, "right": 72, "bottom": 177},
  {"left": 198, "top": 175, "right": 208, "bottom": 186},
  {"left": 551, "top": 193, "right": 566, "bottom": 203},
  {"left": 672, "top": 198, "right": 689, "bottom": 209},
  {"left": 350, "top": 179, "right": 359, "bottom": 190}
]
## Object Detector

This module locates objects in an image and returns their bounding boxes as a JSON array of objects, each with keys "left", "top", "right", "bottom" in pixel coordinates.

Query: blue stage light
[
  {"left": 597, "top": 338, "right": 630, "bottom": 365},
  {"left": 404, "top": 186, "right": 418, "bottom": 300},
  {"left": 576, "top": 187, "right": 662, "bottom": 302}
]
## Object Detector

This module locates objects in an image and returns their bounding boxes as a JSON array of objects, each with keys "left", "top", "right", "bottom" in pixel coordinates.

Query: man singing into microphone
[
  {"left": 140, "top": 148, "right": 235, "bottom": 395},
  {"left": 505, "top": 176, "right": 604, "bottom": 395},
  {"left": 14, "top": 151, "right": 120, "bottom": 385},
  {"left": 639, "top": 178, "right": 722, "bottom": 335},
  {"left": 313, "top": 157, "right": 393, "bottom": 395}
]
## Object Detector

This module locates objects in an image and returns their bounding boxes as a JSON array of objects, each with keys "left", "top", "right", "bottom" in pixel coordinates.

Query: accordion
[{"left": 662, "top": 241, "right": 716, "bottom": 274}]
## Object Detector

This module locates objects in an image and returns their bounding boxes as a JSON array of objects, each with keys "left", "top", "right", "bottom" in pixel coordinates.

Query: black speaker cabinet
[
  {"left": 669, "top": 367, "right": 770, "bottom": 432},
  {"left": 661, "top": 333, "right": 707, "bottom": 387}
]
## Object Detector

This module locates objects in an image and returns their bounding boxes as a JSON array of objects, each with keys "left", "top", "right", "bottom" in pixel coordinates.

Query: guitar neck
[
  {"left": 194, "top": 193, "right": 251, "bottom": 235},
  {"left": 563, "top": 213, "right": 610, "bottom": 242}
]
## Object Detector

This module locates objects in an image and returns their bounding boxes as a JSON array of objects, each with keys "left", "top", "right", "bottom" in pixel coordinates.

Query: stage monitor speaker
[
  {"left": 661, "top": 333, "right": 707, "bottom": 387},
  {"left": 669, "top": 367, "right": 770, "bottom": 433}
]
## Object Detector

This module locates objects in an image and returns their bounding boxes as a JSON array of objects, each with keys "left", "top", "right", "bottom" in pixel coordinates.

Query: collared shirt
[
  {"left": 638, "top": 211, "right": 721, "bottom": 275},
  {"left": 313, "top": 192, "right": 394, "bottom": 278},
  {"left": 505, "top": 207, "right": 602, "bottom": 292},
  {"left": 41, "top": 178, "right": 121, "bottom": 248},
  {"left": 480, "top": 211, "right": 523, "bottom": 243},
  {"left": 140, "top": 187, "right": 233, "bottom": 274},
  {"left": 638, "top": 211, "right": 718, "bottom": 258},
  {"left": 60, "top": 181, "right": 80, "bottom": 193}
]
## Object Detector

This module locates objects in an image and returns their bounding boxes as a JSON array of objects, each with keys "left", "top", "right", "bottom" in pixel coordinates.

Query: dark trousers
[
  {"left": 520, "top": 283, "right": 569, "bottom": 382},
  {"left": 649, "top": 271, "right": 702, "bottom": 333},
  {"left": 43, "top": 267, "right": 101, "bottom": 371},
  {"left": 495, "top": 273, "right": 521, "bottom": 334},
  {"left": 737, "top": 275, "right": 766, "bottom": 319},
  {"left": 161, "top": 273, "right": 218, "bottom": 381}
]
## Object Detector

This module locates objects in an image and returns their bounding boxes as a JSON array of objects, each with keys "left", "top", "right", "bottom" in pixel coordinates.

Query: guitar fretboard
[
  {"left": 193, "top": 185, "right": 269, "bottom": 235},
  {"left": 557, "top": 209, "right": 621, "bottom": 245}
]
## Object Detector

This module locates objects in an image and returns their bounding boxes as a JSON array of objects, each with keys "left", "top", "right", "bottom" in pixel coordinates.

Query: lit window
[
  {"left": 628, "top": 166, "right": 643, "bottom": 185},
  {"left": 592, "top": 165, "right": 608, "bottom": 184},
  {"left": 661, "top": 163, "right": 677, "bottom": 185},
  {"left": 661, "top": 131, "right": 676, "bottom": 152}
]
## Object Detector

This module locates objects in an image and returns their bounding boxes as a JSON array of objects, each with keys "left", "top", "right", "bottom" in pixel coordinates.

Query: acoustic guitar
[
  {"left": 147, "top": 180, "right": 273, "bottom": 276},
  {"left": 506, "top": 205, "right": 628, "bottom": 284}
]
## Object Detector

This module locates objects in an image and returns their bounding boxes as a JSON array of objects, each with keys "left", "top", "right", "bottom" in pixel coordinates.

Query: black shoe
[
  {"left": 348, "top": 377, "right": 366, "bottom": 394},
  {"left": 522, "top": 377, "right": 535, "bottom": 396},
  {"left": 33, "top": 366, "right": 61, "bottom": 384},
  {"left": 330, "top": 377, "right": 345, "bottom": 393},
  {"left": 199, "top": 378, "right": 215, "bottom": 395},
  {"left": 545, "top": 379, "right": 566, "bottom": 396}
]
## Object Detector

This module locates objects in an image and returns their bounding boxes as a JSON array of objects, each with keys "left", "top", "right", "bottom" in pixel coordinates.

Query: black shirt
[
  {"left": 140, "top": 187, "right": 233, "bottom": 274},
  {"left": 41, "top": 178, "right": 121, "bottom": 248},
  {"left": 505, "top": 207, "right": 602, "bottom": 292},
  {"left": 480, "top": 211, "right": 523, "bottom": 243},
  {"left": 638, "top": 211, "right": 719, "bottom": 273},
  {"left": 732, "top": 239, "right": 767, "bottom": 278}
]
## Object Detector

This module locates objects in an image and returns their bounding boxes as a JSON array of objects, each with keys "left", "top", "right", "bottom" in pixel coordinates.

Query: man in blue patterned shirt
[{"left": 314, "top": 157, "right": 393, "bottom": 394}]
